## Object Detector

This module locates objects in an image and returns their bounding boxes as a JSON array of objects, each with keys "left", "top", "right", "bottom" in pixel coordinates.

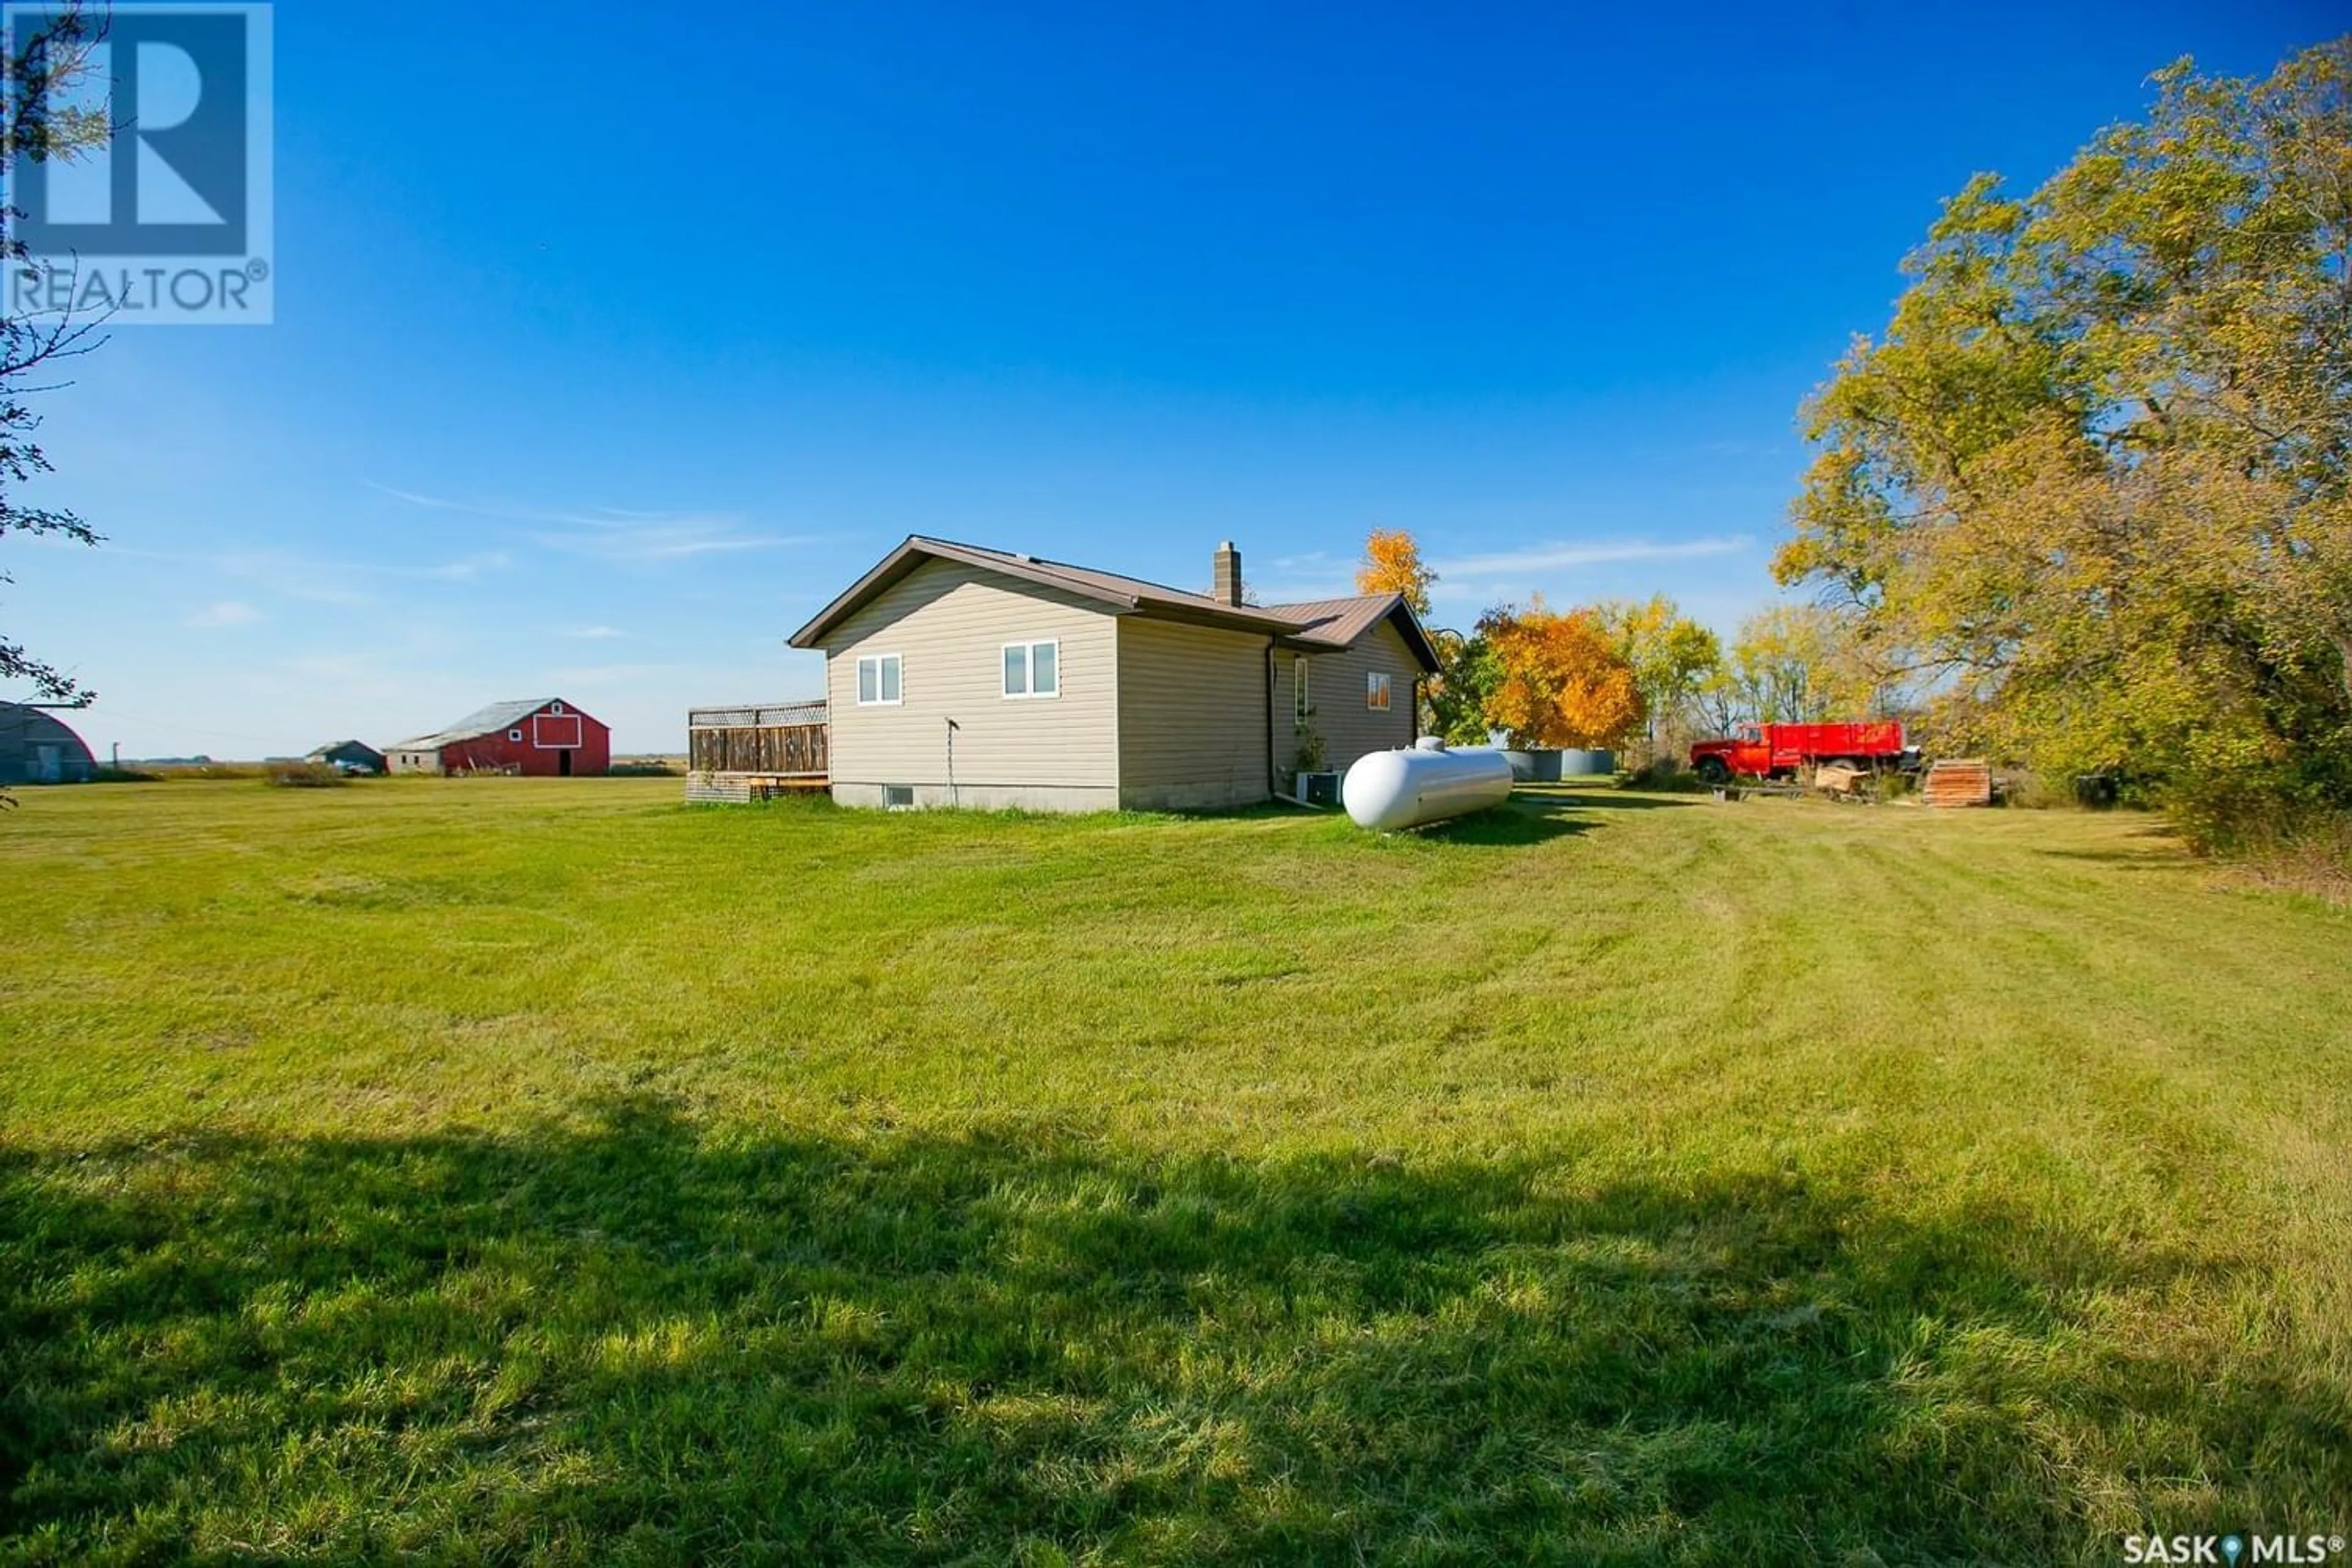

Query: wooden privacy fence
[
  {"left": 689, "top": 722, "right": 828, "bottom": 775},
  {"left": 685, "top": 701, "right": 828, "bottom": 802}
]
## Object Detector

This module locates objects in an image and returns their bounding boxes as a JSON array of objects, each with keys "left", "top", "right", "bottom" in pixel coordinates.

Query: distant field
[{"left": 2, "top": 778, "right": 2346, "bottom": 1563}]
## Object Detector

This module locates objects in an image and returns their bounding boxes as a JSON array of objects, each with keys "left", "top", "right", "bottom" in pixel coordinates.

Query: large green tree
[
  {"left": 1426, "top": 625, "right": 1497, "bottom": 745},
  {"left": 1776, "top": 40, "right": 2352, "bottom": 833},
  {"left": 1596, "top": 595, "right": 1722, "bottom": 756}
]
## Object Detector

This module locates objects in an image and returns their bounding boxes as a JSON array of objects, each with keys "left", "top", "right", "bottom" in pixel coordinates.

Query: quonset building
[{"left": 0, "top": 702, "right": 97, "bottom": 785}]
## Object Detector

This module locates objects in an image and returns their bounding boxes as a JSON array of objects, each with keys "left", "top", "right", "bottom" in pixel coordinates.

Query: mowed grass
[{"left": 1, "top": 778, "right": 2347, "bottom": 1564}]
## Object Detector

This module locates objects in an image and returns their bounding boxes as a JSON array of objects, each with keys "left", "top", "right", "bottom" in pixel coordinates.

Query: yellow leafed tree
[
  {"left": 1355, "top": 529, "right": 1436, "bottom": 619},
  {"left": 1481, "top": 601, "right": 1644, "bottom": 748}
]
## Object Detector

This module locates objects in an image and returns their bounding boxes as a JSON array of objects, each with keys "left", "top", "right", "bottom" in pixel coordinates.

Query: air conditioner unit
[{"left": 1292, "top": 769, "right": 1342, "bottom": 807}]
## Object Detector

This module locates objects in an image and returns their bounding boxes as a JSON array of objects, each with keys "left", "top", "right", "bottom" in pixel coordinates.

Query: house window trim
[
  {"left": 1001, "top": 637, "right": 1061, "bottom": 700},
  {"left": 1366, "top": 671, "right": 1392, "bottom": 712},
  {"left": 1294, "top": 656, "right": 1312, "bottom": 721},
  {"left": 856, "top": 652, "right": 904, "bottom": 707}
]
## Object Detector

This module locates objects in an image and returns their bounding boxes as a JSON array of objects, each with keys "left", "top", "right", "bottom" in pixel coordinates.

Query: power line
[{"left": 70, "top": 706, "right": 287, "bottom": 747}]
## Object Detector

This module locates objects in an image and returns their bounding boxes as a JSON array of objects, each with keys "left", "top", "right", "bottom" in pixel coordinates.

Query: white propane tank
[{"left": 1342, "top": 744, "right": 1515, "bottom": 831}]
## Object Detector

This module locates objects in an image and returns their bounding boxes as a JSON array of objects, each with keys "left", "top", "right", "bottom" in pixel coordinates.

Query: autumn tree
[
  {"left": 1355, "top": 528, "right": 1436, "bottom": 619},
  {"left": 1596, "top": 595, "right": 1722, "bottom": 759},
  {"left": 1479, "top": 600, "right": 1643, "bottom": 749},
  {"left": 1775, "top": 40, "right": 2352, "bottom": 840},
  {"left": 2, "top": 5, "right": 108, "bottom": 712}
]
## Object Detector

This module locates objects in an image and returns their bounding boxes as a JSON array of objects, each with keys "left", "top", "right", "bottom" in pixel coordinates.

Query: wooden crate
[{"left": 1923, "top": 758, "right": 1993, "bottom": 807}]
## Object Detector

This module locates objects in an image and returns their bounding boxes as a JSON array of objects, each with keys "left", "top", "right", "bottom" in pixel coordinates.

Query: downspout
[{"left": 1264, "top": 637, "right": 1278, "bottom": 798}]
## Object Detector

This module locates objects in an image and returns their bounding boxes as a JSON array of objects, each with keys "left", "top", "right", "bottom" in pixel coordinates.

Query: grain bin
[{"left": 1501, "top": 748, "right": 1564, "bottom": 782}]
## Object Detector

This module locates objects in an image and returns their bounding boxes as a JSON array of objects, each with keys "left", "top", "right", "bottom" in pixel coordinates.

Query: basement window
[
  {"left": 1002, "top": 638, "right": 1059, "bottom": 699},
  {"left": 857, "top": 653, "right": 903, "bottom": 706},
  {"left": 883, "top": 784, "right": 914, "bottom": 809},
  {"left": 1366, "top": 673, "right": 1392, "bottom": 711}
]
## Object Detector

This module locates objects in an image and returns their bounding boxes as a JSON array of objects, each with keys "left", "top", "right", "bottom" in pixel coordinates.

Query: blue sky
[{"left": 7, "top": 1, "right": 2339, "bottom": 757}]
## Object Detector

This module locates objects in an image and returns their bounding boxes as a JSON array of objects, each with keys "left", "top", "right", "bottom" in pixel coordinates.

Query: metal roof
[
  {"left": 1259, "top": 595, "right": 1441, "bottom": 670},
  {"left": 788, "top": 536, "right": 1442, "bottom": 671},
  {"left": 0, "top": 702, "right": 96, "bottom": 752},
  {"left": 390, "top": 699, "right": 582, "bottom": 751}
]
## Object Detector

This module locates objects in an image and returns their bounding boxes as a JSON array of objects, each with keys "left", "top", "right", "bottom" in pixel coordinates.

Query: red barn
[{"left": 386, "top": 698, "right": 611, "bottom": 777}]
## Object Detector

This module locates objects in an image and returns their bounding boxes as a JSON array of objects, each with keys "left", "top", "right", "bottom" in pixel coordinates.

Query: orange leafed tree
[
  {"left": 1481, "top": 601, "right": 1645, "bottom": 748},
  {"left": 1355, "top": 529, "right": 1435, "bottom": 618}
]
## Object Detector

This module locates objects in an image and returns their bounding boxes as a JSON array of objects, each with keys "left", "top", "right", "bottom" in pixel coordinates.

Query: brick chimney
[{"left": 1212, "top": 540, "right": 1243, "bottom": 606}]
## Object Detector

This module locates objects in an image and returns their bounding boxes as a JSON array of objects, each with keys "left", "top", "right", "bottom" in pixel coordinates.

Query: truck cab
[{"left": 1690, "top": 726, "right": 1771, "bottom": 785}]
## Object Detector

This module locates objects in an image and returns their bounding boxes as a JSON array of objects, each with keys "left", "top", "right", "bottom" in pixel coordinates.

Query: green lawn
[{"left": 2, "top": 778, "right": 2346, "bottom": 1564}]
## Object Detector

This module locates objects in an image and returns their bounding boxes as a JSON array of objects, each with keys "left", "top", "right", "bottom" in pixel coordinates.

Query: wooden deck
[{"left": 684, "top": 703, "right": 828, "bottom": 803}]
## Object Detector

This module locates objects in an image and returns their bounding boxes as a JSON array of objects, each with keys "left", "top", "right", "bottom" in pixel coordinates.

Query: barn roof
[
  {"left": 788, "top": 537, "right": 1441, "bottom": 672},
  {"left": 390, "top": 699, "right": 582, "bottom": 750}
]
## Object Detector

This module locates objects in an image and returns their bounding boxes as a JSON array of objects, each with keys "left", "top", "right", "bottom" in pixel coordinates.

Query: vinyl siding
[
  {"left": 834, "top": 780, "right": 1118, "bottom": 812},
  {"left": 1115, "top": 616, "right": 1273, "bottom": 810},
  {"left": 823, "top": 559, "right": 1120, "bottom": 795},
  {"left": 1286, "top": 619, "right": 1420, "bottom": 775}
]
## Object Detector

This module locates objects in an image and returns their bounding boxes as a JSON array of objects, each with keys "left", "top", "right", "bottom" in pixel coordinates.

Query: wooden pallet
[{"left": 1922, "top": 758, "right": 1993, "bottom": 807}]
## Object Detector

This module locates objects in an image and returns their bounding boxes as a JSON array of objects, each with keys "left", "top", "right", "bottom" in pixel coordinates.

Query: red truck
[{"left": 1690, "top": 721, "right": 1909, "bottom": 785}]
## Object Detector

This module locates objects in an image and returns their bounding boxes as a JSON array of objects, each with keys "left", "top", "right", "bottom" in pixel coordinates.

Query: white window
[
  {"left": 1366, "top": 672, "right": 1392, "bottom": 712},
  {"left": 1001, "top": 638, "right": 1059, "bottom": 699},
  {"left": 507, "top": 728, "right": 523, "bottom": 742},
  {"left": 857, "top": 653, "right": 903, "bottom": 706},
  {"left": 549, "top": 701, "right": 564, "bottom": 715},
  {"left": 1294, "top": 657, "right": 1312, "bottom": 720}
]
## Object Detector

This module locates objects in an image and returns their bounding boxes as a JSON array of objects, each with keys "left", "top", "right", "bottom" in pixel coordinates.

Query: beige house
[{"left": 789, "top": 537, "right": 1442, "bottom": 811}]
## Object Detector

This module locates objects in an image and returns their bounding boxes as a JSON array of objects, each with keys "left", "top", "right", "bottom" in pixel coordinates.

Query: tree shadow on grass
[
  {"left": 1417, "top": 796, "right": 1596, "bottom": 846},
  {"left": 2032, "top": 846, "right": 2197, "bottom": 870},
  {"left": 3, "top": 1098, "right": 2342, "bottom": 1564},
  {"left": 1517, "top": 788, "right": 1702, "bottom": 811}
]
